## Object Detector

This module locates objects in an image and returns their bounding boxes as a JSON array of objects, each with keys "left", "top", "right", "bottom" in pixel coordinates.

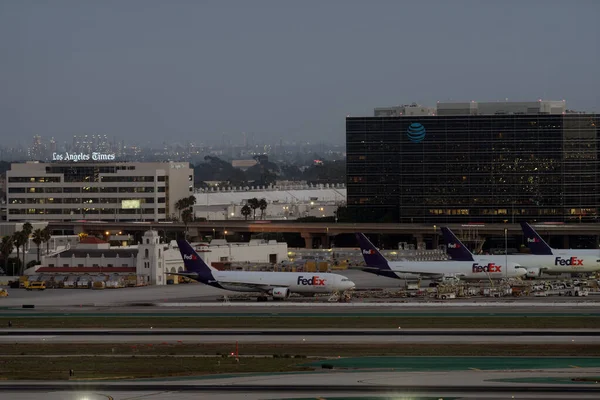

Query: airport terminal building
[
  {"left": 5, "top": 156, "right": 194, "bottom": 222},
  {"left": 347, "top": 100, "right": 600, "bottom": 223}
]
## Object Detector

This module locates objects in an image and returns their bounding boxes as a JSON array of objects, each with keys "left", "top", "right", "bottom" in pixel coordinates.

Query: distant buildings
[
  {"left": 192, "top": 184, "right": 346, "bottom": 221},
  {"left": 347, "top": 100, "right": 599, "bottom": 223}
]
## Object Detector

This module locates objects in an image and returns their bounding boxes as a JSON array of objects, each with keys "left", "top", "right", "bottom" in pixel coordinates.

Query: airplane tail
[
  {"left": 441, "top": 227, "right": 475, "bottom": 261},
  {"left": 176, "top": 240, "right": 217, "bottom": 284},
  {"left": 355, "top": 233, "right": 399, "bottom": 279},
  {"left": 520, "top": 222, "right": 553, "bottom": 255}
]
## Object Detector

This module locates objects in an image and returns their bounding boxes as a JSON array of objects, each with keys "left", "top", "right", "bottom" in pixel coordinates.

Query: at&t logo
[{"left": 407, "top": 123, "right": 426, "bottom": 143}]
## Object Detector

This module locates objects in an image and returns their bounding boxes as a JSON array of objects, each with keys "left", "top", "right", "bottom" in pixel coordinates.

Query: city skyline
[{"left": 1, "top": 1, "right": 598, "bottom": 147}]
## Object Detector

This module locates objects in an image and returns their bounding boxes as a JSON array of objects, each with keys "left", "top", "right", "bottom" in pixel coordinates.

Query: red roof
[
  {"left": 36, "top": 267, "right": 136, "bottom": 273},
  {"left": 79, "top": 237, "right": 108, "bottom": 244}
]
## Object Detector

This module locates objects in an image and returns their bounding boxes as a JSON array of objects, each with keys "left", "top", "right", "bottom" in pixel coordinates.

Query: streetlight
[{"left": 504, "top": 228, "right": 508, "bottom": 279}]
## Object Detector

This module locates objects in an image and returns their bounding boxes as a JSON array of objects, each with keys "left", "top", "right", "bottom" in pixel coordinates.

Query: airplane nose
[{"left": 346, "top": 281, "right": 356, "bottom": 289}]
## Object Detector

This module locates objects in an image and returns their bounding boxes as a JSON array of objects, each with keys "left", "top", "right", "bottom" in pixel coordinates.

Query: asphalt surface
[
  {"left": 2, "top": 269, "right": 598, "bottom": 310},
  {"left": 3, "top": 369, "right": 600, "bottom": 399},
  {"left": 1, "top": 329, "right": 597, "bottom": 344},
  {"left": 3, "top": 391, "right": 600, "bottom": 400}
]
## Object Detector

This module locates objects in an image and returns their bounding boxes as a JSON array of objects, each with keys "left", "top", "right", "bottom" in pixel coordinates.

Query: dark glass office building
[{"left": 346, "top": 105, "right": 600, "bottom": 223}]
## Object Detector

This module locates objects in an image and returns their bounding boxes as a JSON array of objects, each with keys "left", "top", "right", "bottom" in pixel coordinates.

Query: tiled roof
[{"left": 36, "top": 267, "right": 136, "bottom": 273}]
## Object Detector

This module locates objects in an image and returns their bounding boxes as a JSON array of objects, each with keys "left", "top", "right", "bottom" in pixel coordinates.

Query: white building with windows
[
  {"left": 6, "top": 160, "right": 193, "bottom": 222},
  {"left": 193, "top": 184, "right": 346, "bottom": 220}
]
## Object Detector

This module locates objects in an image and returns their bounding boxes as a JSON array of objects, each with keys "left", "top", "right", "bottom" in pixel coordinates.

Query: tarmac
[
  {"left": 2, "top": 368, "right": 600, "bottom": 399},
  {"left": 2, "top": 269, "right": 597, "bottom": 311},
  {"left": 0, "top": 328, "right": 597, "bottom": 344}
]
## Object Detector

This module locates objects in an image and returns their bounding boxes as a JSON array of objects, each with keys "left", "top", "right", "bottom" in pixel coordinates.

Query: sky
[{"left": 0, "top": 0, "right": 598, "bottom": 147}]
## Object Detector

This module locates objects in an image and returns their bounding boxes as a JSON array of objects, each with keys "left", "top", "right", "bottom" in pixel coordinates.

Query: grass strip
[
  {"left": 1, "top": 316, "right": 599, "bottom": 329},
  {"left": 3, "top": 343, "right": 600, "bottom": 357}
]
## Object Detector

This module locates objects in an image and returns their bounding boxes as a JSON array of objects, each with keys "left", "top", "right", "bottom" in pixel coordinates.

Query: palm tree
[
  {"left": 22, "top": 222, "right": 32, "bottom": 254},
  {"left": 241, "top": 204, "right": 251, "bottom": 220},
  {"left": 41, "top": 227, "right": 52, "bottom": 255},
  {"left": 181, "top": 209, "right": 193, "bottom": 239},
  {"left": 12, "top": 231, "right": 27, "bottom": 275},
  {"left": 0, "top": 236, "right": 14, "bottom": 274},
  {"left": 32, "top": 229, "right": 43, "bottom": 262},
  {"left": 247, "top": 198, "right": 259, "bottom": 220},
  {"left": 175, "top": 199, "right": 185, "bottom": 220},
  {"left": 258, "top": 198, "right": 268, "bottom": 220}
]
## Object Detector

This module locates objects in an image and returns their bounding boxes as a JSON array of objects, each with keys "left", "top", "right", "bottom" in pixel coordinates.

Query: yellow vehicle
[
  {"left": 0, "top": 289, "right": 8, "bottom": 297},
  {"left": 25, "top": 281, "right": 46, "bottom": 291}
]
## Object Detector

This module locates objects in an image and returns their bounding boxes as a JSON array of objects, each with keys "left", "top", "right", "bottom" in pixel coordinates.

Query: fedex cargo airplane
[
  {"left": 519, "top": 222, "right": 600, "bottom": 275},
  {"left": 355, "top": 233, "right": 527, "bottom": 281},
  {"left": 442, "top": 226, "right": 600, "bottom": 278},
  {"left": 174, "top": 240, "right": 355, "bottom": 300}
]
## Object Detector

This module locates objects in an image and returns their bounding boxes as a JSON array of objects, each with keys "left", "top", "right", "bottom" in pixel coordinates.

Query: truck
[{"left": 25, "top": 281, "right": 46, "bottom": 291}]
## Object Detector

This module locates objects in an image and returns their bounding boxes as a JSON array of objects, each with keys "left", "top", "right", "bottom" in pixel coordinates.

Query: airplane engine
[
  {"left": 525, "top": 268, "right": 541, "bottom": 279},
  {"left": 271, "top": 288, "right": 290, "bottom": 299}
]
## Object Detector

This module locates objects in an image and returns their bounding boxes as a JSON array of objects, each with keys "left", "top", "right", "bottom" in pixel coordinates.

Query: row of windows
[
  {"left": 8, "top": 177, "right": 61, "bottom": 183},
  {"left": 8, "top": 186, "right": 166, "bottom": 194},
  {"left": 100, "top": 176, "right": 166, "bottom": 182},
  {"left": 8, "top": 208, "right": 166, "bottom": 215},
  {"left": 9, "top": 197, "right": 166, "bottom": 204}
]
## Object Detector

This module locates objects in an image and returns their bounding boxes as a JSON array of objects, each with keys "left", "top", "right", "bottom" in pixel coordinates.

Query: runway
[
  {"left": 1, "top": 328, "right": 598, "bottom": 343},
  {"left": 2, "top": 369, "right": 600, "bottom": 399}
]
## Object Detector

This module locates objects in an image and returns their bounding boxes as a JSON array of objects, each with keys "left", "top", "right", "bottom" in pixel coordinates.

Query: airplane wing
[{"left": 355, "top": 265, "right": 444, "bottom": 277}]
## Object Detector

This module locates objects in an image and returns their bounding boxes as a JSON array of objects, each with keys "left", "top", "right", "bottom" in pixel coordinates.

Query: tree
[
  {"left": 0, "top": 236, "right": 14, "bottom": 274},
  {"left": 41, "top": 227, "right": 52, "bottom": 255},
  {"left": 175, "top": 196, "right": 197, "bottom": 221},
  {"left": 247, "top": 198, "right": 259, "bottom": 220},
  {"left": 258, "top": 198, "right": 268, "bottom": 220},
  {"left": 241, "top": 204, "right": 251, "bottom": 221},
  {"left": 32, "top": 229, "right": 43, "bottom": 262},
  {"left": 12, "top": 231, "right": 28, "bottom": 275},
  {"left": 22, "top": 222, "right": 32, "bottom": 253}
]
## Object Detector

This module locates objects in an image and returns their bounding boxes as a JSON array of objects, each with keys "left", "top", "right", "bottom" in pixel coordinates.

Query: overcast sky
[{"left": 1, "top": 0, "right": 598, "bottom": 147}]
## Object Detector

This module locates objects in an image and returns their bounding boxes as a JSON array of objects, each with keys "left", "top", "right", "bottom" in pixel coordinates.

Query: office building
[
  {"left": 347, "top": 100, "right": 599, "bottom": 223},
  {"left": 6, "top": 159, "right": 193, "bottom": 221}
]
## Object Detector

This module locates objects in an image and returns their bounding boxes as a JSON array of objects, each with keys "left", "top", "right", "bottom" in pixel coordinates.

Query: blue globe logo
[{"left": 407, "top": 123, "right": 426, "bottom": 143}]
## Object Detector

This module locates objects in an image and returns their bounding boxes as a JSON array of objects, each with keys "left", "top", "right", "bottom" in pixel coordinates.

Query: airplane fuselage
[
  {"left": 210, "top": 271, "right": 353, "bottom": 294},
  {"left": 508, "top": 252, "right": 600, "bottom": 273},
  {"left": 386, "top": 259, "right": 526, "bottom": 280},
  {"left": 448, "top": 253, "right": 600, "bottom": 274}
]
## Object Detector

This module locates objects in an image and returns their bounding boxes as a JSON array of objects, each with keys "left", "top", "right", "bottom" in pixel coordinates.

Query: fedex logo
[
  {"left": 555, "top": 257, "right": 583, "bottom": 266},
  {"left": 362, "top": 249, "right": 375, "bottom": 255},
  {"left": 472, "top": 263, "right": 502, "bottom": 273},
  {"left": 527, "top": 237, "right": 541, "bottom": 243},
  {"left": 447, "top": 243, "right": 461, "bottom": 249},
  {"left": 297, "top": 276, "right": 326, "bottom": 286},
  {"left": 183, "top": 254, "right": 198, "bottom": 261}
]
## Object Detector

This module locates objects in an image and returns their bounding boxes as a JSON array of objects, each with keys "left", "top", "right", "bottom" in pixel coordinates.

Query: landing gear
[
  {"left": 256, "top": 296, "right": 269, "bottom": 302},
  {"left": 328, "top": 290, "right": 353, "bottom": 303}
]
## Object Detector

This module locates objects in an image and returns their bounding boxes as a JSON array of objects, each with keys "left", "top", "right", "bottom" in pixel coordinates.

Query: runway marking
[{"left": 120, "top": 391, "right": 173, "bottom": 399}]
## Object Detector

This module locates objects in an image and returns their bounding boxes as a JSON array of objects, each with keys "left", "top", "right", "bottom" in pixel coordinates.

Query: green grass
[
  {"left": 3, "top": 343, "right": 600, "bottom": 357},
  {"left": 0, "top": 356, "right": 313, "bottom": 380},
  {"left": 1, "top": 316, "right": 599, "bottom": 328}
]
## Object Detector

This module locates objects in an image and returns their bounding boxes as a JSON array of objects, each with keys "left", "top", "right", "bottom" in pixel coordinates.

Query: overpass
[{"left": 47, "top": 220, "right": 599, "bottom": 249}]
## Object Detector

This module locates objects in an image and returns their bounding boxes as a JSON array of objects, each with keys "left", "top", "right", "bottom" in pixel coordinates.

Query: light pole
[{"left": 504, "top": 228, "right": 508, "bottom": 279}]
